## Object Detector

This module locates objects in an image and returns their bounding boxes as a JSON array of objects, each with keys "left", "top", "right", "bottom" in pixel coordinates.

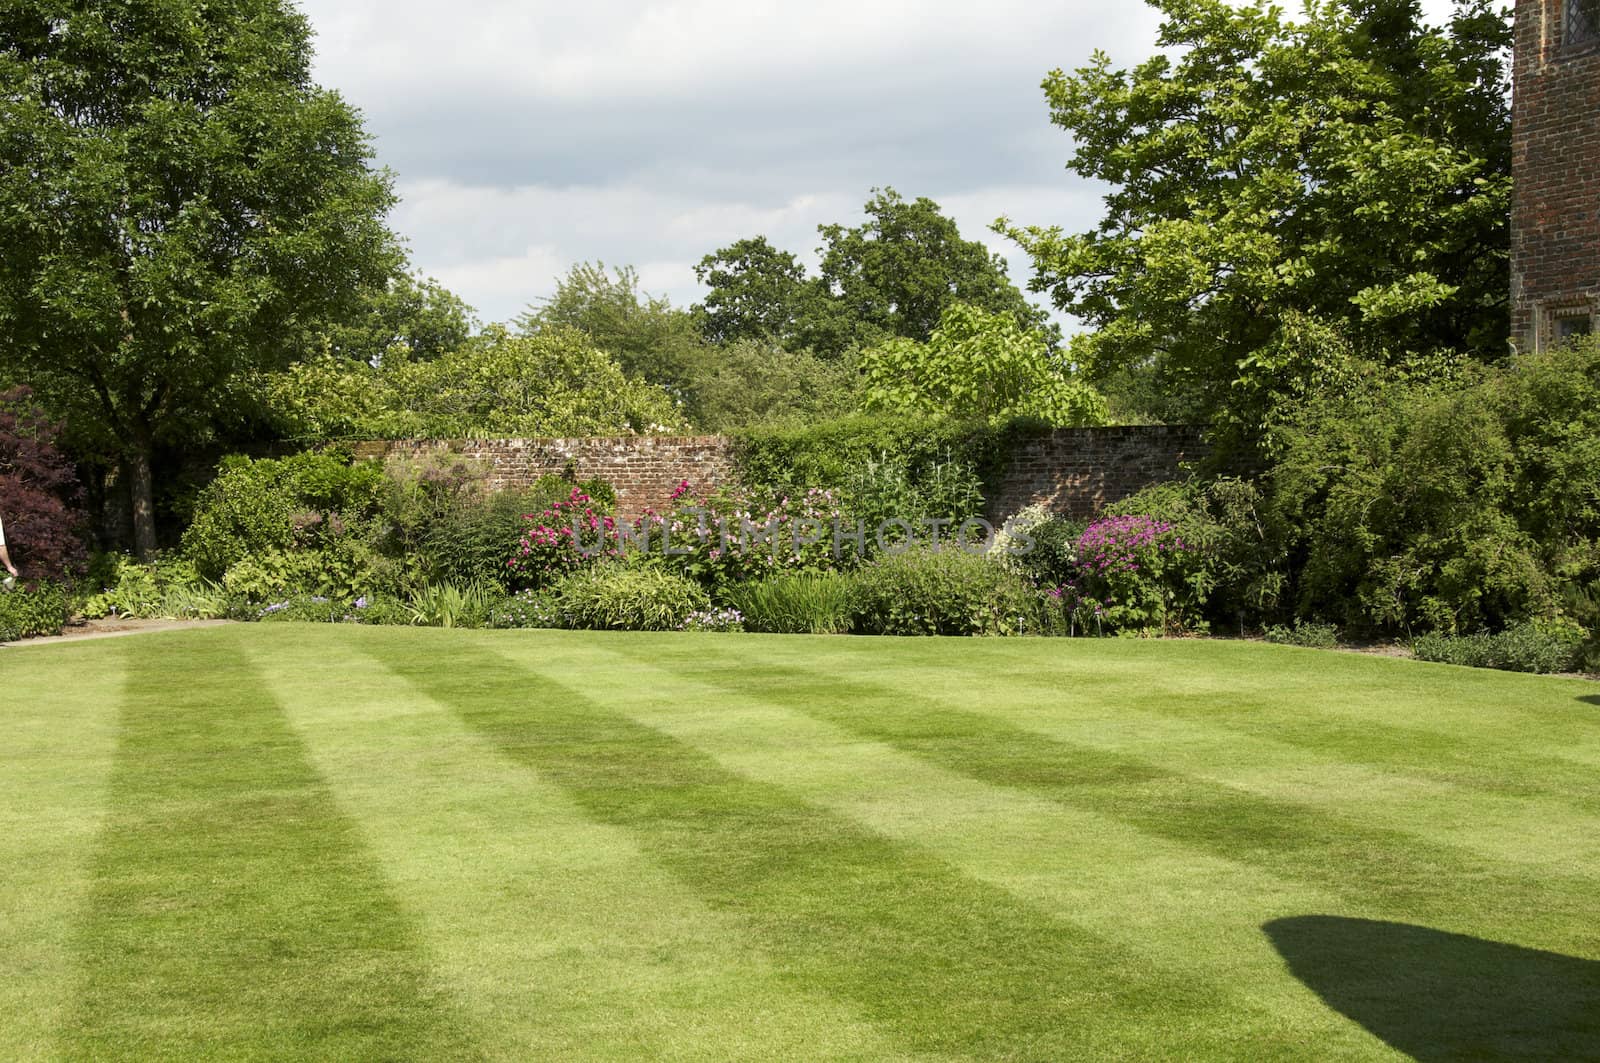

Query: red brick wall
[
  {"left": 1512, "top": 0, "right": 1600, "bottom": 350},
  {"left": 984, "top": 426, "right": 1211, "bottom": 522},
  {"left": 351, "top": 427, "right": 1207, "bottom": 522},
  {"left": 351, "top": 436, "right": 737, "bottom": 517}
]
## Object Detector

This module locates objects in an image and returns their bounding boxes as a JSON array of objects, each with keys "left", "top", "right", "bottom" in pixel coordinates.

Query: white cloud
[{"left": 293, "top": 0, "right": 1488, "bottom": 326}]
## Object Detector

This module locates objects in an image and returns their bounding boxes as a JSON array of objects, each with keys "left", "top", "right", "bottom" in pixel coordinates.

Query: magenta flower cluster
[
  {"left": 1077, "top": 514, "right": 1188, "bottom": 576},
  {"left": 507, "top": 488, "right": 621, "bottom": 585}
]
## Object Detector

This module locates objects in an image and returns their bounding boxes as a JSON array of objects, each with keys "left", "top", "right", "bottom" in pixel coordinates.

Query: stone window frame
[
  {"left": 1563, "top": 0, "right": 1600, "bottom": 54},
  {"left": 1543, "top": 299, "right": 1598, "bottom": 349}
]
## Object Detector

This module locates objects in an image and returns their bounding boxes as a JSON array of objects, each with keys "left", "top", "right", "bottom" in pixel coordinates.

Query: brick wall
[
  {"left": 350, "top": 436, "right": 738, "bottom": 516},
  {"left": 1511, "top": 0, "right": 1600, "bottom": 350},
  {"left": 350, "top": 427, "right": 1208, "bottom": 522},
  {"left": 984, "top": 426, "right": 1211, "bottom": 522}
]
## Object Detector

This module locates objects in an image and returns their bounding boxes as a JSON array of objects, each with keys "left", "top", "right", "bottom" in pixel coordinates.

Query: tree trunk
[{"left": 127, "top": 446, "right": 158, "bottom": 561}]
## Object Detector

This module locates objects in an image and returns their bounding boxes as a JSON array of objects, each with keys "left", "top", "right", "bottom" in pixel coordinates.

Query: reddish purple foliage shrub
[{"left": 0, "top": 388, "right": 88, "bottom": 582}]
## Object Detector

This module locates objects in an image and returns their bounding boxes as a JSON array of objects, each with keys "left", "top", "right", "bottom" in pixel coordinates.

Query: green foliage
[
  {"left": 692, "top": 237, "right": 816, "bottom": 346},
  {"left": 81, "top": 556, "right": 233, "bottom": 620},
  {"left": 517, "top": 262, "right": 707, "bottom": 394},
  {"left": 489, "top": 589, "right": 566, "bottom": 630},
  {"left": 680, "top": 340, "right": 862, "bottom": 431},
  {"left": 732, "top": 414, "right": 1032, "bottom": 515},
  {"left": 181, "top": 451, "right": 387, "bottom": 580},
  {"left": 0, "top": 0, "right": 401, "bottom": 554},
  {"left": 382, "top": 458, "right": 602, "bottom": 592},
  {"left": 723, "top": 573, "right": 857, "bottom": 635},
  {"left": 1412, "top": 623, "right": 1585, "bottom": 675},
  {"left": 262, "top": 326, "right": 684, "bottom": 440},
  {"left": 1001, "top": 0, "right": 1513, "bottom": 427},
  {"left": 1267, "top": 341, "right": 1600, "bottom": 635},
  {"left": 0, "top": 580, "right": 67, "bottom": 641},
  {"left": 861, "top": 303, "right": 1105, "bottom": 426},
  {"left": 1100, "top": 478, "right": 1286, "bottom": 632},
  {"left": 1263, "top": 622, "right": 1341, "bottom": 650},
  {"left": 405, "top": 581, "right": 503, "bottom": 629},
  {"left": 696, "top": 188, "right": 1057, "bottom": 359},
  {"left": 553, "top": 565, "right": 710, "bottom": 632},
  {"left": 311, "top": 272, "right": 476, "bottom": 365},
  {"left": 850, "top": 549, "right": 1037, "bottom": 637}
]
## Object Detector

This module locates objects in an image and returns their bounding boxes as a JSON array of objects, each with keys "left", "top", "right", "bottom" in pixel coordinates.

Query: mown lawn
[{"left": 3, "top": 627, "right": 1598, "bottom": 1061}]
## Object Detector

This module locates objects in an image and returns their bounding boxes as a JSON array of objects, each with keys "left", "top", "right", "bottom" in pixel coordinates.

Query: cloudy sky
[{"left": 293, "top": 0, "right": 1461, "bottom": 328}]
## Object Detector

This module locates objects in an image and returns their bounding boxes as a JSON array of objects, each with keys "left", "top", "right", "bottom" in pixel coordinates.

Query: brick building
[{"left": 1512, "top": 0, "right": 1600, "bottom": 351}]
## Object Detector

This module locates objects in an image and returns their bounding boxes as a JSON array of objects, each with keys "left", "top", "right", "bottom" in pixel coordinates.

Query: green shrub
[
  {"left": 724, "top": 572, "right": 857, "bottom": 634},
  {"left": 182, "top": 450, "right": 387, "bottom": 580},
  {"left": 384, "top": 455, "right": 612, "bottom": 591},
  {"left": 850, "top": 548, "right": 1036, "bottom": 636},
  {"left": 406, "top": 581, "right": 503, "bottom": 629},
  {"left": 0, "top": 581, "right": 69, "bottom": 641},
  {"left": 1263, "top": 621, "right": 1340, "bottom": 650},
  {"left": 554, "top": 566, "right": 710, "bottom": 631},
  {"left": 81, "top": 556, "right": 234, "bottom": 620},
  {"left": 1412, "top": 622, "right": 1583, "bottom": 675}
]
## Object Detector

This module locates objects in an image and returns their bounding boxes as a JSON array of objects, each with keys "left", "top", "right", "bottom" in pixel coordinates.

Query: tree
[
  {"left": 0, "top": 387, "right": 87, "bottom": 581},
  {"left": 0, "top": 1, "right": 400, "bottom": 556},
  {"left": 859, "top": 303, "right": 1106, "bottom": 426},
  {"left": 694, "top": 189, "right": 1058, "bottom": 359},
  {"left": 998, "top": 0, "right": 1513, "bottom": 429},
  {"left": 316, "top": 271, "right": 476, "bottom": 365},
  {"left": 821, "top": 188, "right": 1058, "bottom": 350},
  {"left": 262, "top": 326, "right": 685, "bottom": 440},
  {"left": 692, "top": 237, "right": 813, "bottom": 346},
  {"left": 517, "top": 263, "right": 704, "bottom": 391}
]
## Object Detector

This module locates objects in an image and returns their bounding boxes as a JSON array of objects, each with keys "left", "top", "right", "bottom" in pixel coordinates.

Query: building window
[
  {"left": 1550, "top": 304, "right": 1596, "bottom": 347},
  {"left": 1567, "top": 0, "right": 1600, "bottom": 50}
]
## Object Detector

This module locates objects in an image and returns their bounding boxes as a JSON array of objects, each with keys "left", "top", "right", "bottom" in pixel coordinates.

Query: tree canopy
[
  {"left": 696, "top": 189, "right": 1057, "bottom": 359},
  {"left": 998, "top": 0, "right": 1513, "bottom": 430},
  {"left": 261, "top": 326, "right": 684, "bottom": 441},
  {"left": 0, "top": 0, "right": 400, "bottom": 554},
  {"left": 860, "top": 303, "right": 1106, "bottom": 427}
]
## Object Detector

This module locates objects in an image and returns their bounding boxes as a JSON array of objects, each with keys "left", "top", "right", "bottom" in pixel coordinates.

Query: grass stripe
[
  {"left": 364, "top": 634, "right": 1274, "bottom": 1062},
  {"left": 62, "top": 632, "right": 480, "bottom": 1061},
  {"left": 491, "top": 635, "right": 1394, "bottom": 1058},
  {"left": 622, "top": 639, "right": 1600, "bottom": 955},
  {"left": 827, "top": 641, "right": 1600, "bottom": 820},
  {"left": 0, "top": 643, "right": 125, "bottom": 1061},
  {"left": 804, "top": 648, "right": 1600, "bottom": 869},
  {"left": 246, "top": 627, "right": 919, "bottom": 1062}
]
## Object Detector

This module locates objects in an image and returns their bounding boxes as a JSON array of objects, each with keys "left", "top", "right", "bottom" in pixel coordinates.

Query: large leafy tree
[
  {"left": 998, "top": 0, "right": 1513, "bottom": 430},
  {"left": 695, "top": 189, "right": 1057, "bottom": 359},
  {"left": 860, "top": 303, "right": 1106, "bottom": 426},
  {"left": 262, "top": 326, "right": 684, "bottom": 441},
  {"left": 0, "top": 0, "right": 400, "bottom": 556}
]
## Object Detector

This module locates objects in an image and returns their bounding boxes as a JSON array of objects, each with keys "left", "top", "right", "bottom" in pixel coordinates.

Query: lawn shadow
[
  {"left": 1579, "top": 694, "right": 1600, "bottom": 707},
  {"left": 1265, "top": 916, "right": 1600, "bottom": 1060}
]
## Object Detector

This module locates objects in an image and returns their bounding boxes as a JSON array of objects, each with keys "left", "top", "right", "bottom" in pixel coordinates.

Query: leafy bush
[
  {"left": 384, "top": 456, "right": 609, "bottom": 591},
  {"left": 992, "top": 504, "right": 1083, "bottom": 588},
  {"left": 262, "top": 325, "right": 684, "bottom": 439},
  {"left": 182, "top": 450, "right": 387, "bottom": 580},
  {"left": 850, "top": 549, "right": 1036, "bottom": 636},
  {"left": 0, "top": 581, "right": 69, "bottom": 641},
  {"left": 81, "top": 556, "right": 235, "bottom": 620},
  {"left": 553, "top": 566, "right": 710, "bottom": 631},
  {"left": 0, "top": 388, "right": 87, "bottom": 582},
  {"left": 1263, "top": 621, "right": 1340, "bottom": 650},
  {"left": 724, "top": 572, "right": 857, "bottom": 635},
  {"left": 507, "top": 487, "right": 621, "bottom": 590},
  {"left": 1266, "top": 341, "right": 1600, "bottom": 635},
  {"left": 1074, "top": 514, "right": 1203, "bottom": 635},
  {"left": 1412, "top": 623, "right": 1584, "bottom": 675}
]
